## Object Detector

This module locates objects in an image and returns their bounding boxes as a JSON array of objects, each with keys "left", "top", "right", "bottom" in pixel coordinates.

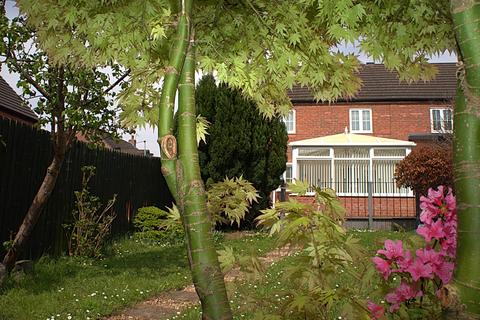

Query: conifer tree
[{"left": 197, "top": 75, "right": 287, "bottom": 224}]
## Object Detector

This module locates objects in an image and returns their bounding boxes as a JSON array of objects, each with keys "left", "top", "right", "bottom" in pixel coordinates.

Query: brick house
[
  {"left": 0, "top": 76, "right": 38, "bottom": 125},
  {"left": 281, "top": 63, "right": 457, "bottom": 228}
]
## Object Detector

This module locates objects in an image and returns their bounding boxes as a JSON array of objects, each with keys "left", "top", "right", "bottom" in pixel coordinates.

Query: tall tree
[
  {"left": 450, "top": 1, "right": 480, "bottom": 316},
  {"left": 17, "top": 0, "right": 478, "bottom": 317},
  {"left": 197, "top": 75, "right": 287, "bottom": 223},
  {"left": 0, "top": 10, "right": 127, "bottom": 273}
]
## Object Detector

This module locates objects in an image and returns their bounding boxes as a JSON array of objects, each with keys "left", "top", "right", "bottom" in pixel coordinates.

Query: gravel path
[{"left": 106, "top": 244, "right": 292, "bottom": 320}]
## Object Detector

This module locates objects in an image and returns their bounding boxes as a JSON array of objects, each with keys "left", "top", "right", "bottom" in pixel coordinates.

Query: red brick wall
[
  {"left": 287, "top": 195, "right": 416, "bottom": 218},
  {"left": 287, "top": 101, "right": 451, "bottom": 161}
]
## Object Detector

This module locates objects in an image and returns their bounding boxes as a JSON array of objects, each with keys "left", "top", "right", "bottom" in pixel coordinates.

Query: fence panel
[{"left": 0, "top": 119, "right": 173, "bottom": 259}]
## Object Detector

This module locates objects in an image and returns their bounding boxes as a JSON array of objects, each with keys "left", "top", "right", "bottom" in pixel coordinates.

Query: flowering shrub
[{"left": 368, "top": 186, "right": 457, "bottom": 319}]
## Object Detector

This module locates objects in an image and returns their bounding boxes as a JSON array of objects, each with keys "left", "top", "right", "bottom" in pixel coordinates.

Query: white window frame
[
  {"left": 283, "top": 163, "right": 293, "bottom": 185},
  {"left": 430, "top": 108, "right": 453, "bottom": 133},
  {"left": 349, "top": 108, "right": 373, "bottom": 133},
  {"left": 292, "top": 146, "right": 413, "bottom": 197},
  {"left": 283, "top": 110, "right": 296, "bottom": 134}
]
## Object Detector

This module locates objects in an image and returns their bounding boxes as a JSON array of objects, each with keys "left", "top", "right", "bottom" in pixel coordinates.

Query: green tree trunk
[
  {"left": 157, "top": 1, "right": 232, "bottom": 318},
  {"left": 451, "top": 1, "right": 480, "bottom": 317}
]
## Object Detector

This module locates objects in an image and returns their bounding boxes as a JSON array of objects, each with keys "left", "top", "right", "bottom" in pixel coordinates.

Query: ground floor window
[{"left": 293, "top": 146, "right": 412, "bottom": 196}]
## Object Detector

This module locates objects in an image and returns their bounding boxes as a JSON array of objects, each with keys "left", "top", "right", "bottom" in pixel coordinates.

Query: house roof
[
  {"left": 103, "top": 137, "right": 146, "bottom": 156},
  {"left": 288, "top": 63, "right": 457, "bottom": 103},
  {"left": 0, "top": 76, "right": 38, "bottom": 121},
  {"left": 289, "top": 133, "right": 416, "bottom": 147}
]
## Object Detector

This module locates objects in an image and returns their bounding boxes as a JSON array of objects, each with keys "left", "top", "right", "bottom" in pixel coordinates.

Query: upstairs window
[
  {"left": 283, "top": 110, "right": 296, "bottom": 134},
  {"left": 350, "top": 109, "right": 372, "bottom": 133},
  {"left": 431, "top": 108, "right": 453, "bottom": 133}
]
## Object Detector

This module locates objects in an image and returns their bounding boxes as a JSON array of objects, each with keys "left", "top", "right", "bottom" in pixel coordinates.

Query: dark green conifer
[{"left": 197, "top": 75, "right": 287, "bottom": 226}]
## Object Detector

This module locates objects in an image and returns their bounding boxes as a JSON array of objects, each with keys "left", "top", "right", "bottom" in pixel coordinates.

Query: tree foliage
[
  {"left": 0, "top": 8, "right": 127, "bottom": 273},
  {"left": 395, "top": 145, "right": 453, "bottom": 196},
  {"left": 207, "top": 176, "right": 259, "bottom": 228},
  {"left": 218, "top": 183, "right": 372, "bottom": 319},
  {"left": 17, "top": 0, "right": 454, "bottom": 122},
  {"left": 197, "top": 75, "right": 287, "bottom": 223}
]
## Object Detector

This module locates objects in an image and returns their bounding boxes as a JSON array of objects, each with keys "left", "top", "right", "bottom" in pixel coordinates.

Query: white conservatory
[{"left": 288, "top": 133, "right": 416, "bottom": 196}]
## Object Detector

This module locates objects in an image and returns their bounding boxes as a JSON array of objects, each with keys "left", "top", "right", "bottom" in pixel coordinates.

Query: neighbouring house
[
  {"left": 0, "top": 76, "right": 38, "bottom": 125},
  {"left": 281, "top": 63, "right": 457, "bottom": 229},
  {"left": 76, "top": 133, "right": 152, "bottom": 156}
]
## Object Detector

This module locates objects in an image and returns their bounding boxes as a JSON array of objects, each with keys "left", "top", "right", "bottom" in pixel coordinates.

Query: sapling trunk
[
  {"left": 157, "top": 1, "right": 232, "bottom": 318},
  {"left": 2, "top": 151, "right": 66, "bottom": 270},
  {"left": 2, "top": 67, "right": 69, "bottom": 272},
  {"left": 177, "top": 37, "right": 232, "bottom": 320},
  {"left": 451, "top": 0, "right": 480, "bottom": 316}
]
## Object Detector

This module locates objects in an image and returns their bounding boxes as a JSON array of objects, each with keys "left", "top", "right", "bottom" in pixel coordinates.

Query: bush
[
  {"left": 395, "top": 145, "right": 453, "bottom": 196},
  {"left": 207, "top": 176, "right": 259, "bottom": 228},
  {"left": 133, "top": 206, "right": 184, "bottom": 245},
  {"left": 368, "top": 186, "right": 458, "bottom": 318},
  {"left": 65, "top": 166, "right": 116, "bottom": 258}
]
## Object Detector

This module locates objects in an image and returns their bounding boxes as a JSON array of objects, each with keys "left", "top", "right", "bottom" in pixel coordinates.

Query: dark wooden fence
[{"left": 0, "top": 119, "right": 173, "bottom": 259}]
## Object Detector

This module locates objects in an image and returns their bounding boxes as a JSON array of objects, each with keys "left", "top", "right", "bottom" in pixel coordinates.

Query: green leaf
[{"left": 217, "top": 246, "right": 236, "bottom": 273}]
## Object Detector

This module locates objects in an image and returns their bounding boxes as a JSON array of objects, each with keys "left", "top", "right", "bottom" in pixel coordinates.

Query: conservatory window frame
[{"left": 292, "top": 146, "right": 412, "bottom": 196}]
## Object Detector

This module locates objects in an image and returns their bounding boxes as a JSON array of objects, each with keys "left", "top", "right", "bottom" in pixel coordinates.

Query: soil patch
[{"left": 106, "top": 245, "right": 292, "bottom": 320}]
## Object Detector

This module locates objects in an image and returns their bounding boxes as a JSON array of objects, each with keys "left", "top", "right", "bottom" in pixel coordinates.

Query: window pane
[
  {"left": 298, "top": 147, "right": 330, "bottom": 157},
  {"left": 297, "top": 160, "right": 331, "bottom": 190},
  {"left": 362, "top": 110, "right": 371, "bottom": 131},
  {"left": 443, "top": 109, "right": 453, "bottom": 131},
  {"left": 373, "top": 148, "right": 407, "bottom": 157},
  {"left": 334, "top": 147, "right": 369, "bottom": 158},
  {"left": 285, "top": 165, "right": 293, "bottom": 183},
  {"left": 351, "top": 110, "right": 360, "bottom": 131},
  {"left": 432, "top": 110, "right": 442, "bottom": 131},
  {"left": 283, "top": 111, "right": 295, "bottom": 132},
  {"left": 334, "top": 159, "right": 369, "bottom": 194}
]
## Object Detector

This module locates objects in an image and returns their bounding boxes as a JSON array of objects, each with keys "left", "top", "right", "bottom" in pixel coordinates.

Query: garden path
[{"left": 106, "top": 233, "right": 292, "bottom": 320}]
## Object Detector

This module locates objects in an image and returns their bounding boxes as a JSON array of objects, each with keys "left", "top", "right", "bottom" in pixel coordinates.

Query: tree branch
[
  {"left": 81, "top": 69, "right": 130, "bottom": 107},
  {"left": 103, "top": 69, "right": 130, "bottom": 95},
  {"left": 7, "top": 54, "right": 51, "bottom": 100}
]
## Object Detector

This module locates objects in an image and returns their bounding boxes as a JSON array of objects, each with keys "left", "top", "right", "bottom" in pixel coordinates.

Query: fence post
[
  {"left": 280, "top": 180, "right": 286, "bottom": 202},
  {"left": 367, "top": 181, "right": 373, "bottom": 230}
]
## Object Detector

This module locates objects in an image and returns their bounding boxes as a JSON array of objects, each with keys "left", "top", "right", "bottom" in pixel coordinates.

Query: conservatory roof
[{"left": 289, "top": 133, "right": 416, "bottom": 147}]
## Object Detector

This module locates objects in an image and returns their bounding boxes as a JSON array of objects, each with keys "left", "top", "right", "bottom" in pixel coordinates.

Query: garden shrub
[
  {"left": 207, "top": 176, "right": 259, "bottom": 228},
  {"left": 133, "top": 206, "right": 184, "bottom": 245},
  {"left": 368, "top": 186, "right": 458, "bottom": 319},
  {"left": 395, "top": 145, "right": 453, "bottom": 196},
  {"left": 196, "top": 75, "right": 288, "bottom": 227},
  {"left": 65, "top": 166, "right": 116, "bottom": 258},
  {"left": 218, "top": 180, "right": 374, "bottom": 319}
]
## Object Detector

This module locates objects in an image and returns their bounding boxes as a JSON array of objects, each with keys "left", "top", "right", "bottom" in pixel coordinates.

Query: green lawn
[
  {"left": 0, "top": 230, "right": 417, "bottom": 320},
  {"left": 0, "top": 232, "right": 275, "bottom": 320},
  {"left": 177, "top": 229, "right": 417, "bottom": 320}
]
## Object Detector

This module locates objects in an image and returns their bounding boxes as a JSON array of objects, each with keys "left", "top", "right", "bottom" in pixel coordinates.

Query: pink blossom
[
  {"left": 444, "top": 189, "right": 456, "bottom": 217},
  {"left": 416, "top": 248, "right": 442, "bottom": 267},
  {"left": 377, "top": 240, "right": 404, "bottom": 260},
  {"left": 369, "top": 186, "right": 457, "bottom": 316},
  {"left": 385, "top": 281, "right": 423, "bottom": 313},
  {"left": 396, "top": 249, "right": 413, "bottom": 272},
  {"left": 396, "top": 281, "right": 423, "bottom": 300},
  {"left": 385, "top": 292, "right": 402, "bottom": 313},
  {"left": 407, "top": 258, "right": 433, "bottom": 281},
  {"left": 373, "top": 256, "right": 391, "bottom": 280},
  {"left": 417, "top": 219, "right": 446, "bottom": 243},
  {"left": 367, "top": 301, "right": 385, "bottom": 319},
  {"left": 419, "top": 208, "right": 437, "bottom": 225},
  {"left": 435, "top": 261, "right": 455, "bottom": 284}
]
